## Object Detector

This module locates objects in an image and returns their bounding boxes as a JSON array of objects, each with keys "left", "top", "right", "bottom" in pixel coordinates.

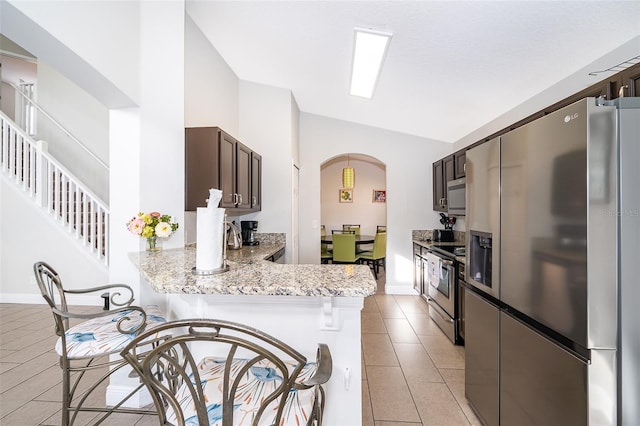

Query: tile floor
[
  {"left": 362, "top": 275, "right": 481, "bottom": 426},
  {"left": 0, "top": 272, "right": 481, "bottom": 425}
]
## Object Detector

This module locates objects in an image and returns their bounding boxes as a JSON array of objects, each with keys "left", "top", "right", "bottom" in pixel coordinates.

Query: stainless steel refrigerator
[{"left": 464, "top": 97, "right": 640, "bottom": 425}]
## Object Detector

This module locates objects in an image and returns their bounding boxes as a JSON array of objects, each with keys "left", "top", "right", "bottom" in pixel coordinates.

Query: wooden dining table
[{"left": 321, "top": 234, "right": 375, "bottom": 245}]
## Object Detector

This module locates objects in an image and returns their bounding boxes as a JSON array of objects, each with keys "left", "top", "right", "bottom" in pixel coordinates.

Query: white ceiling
[{"left": 186, "top": 1, "right": 640, "bottom": 143}]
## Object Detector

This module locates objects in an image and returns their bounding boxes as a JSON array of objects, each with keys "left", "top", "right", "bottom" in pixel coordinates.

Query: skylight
[{"left": 349, "top": 28, "right": 392, "bottom": 99}]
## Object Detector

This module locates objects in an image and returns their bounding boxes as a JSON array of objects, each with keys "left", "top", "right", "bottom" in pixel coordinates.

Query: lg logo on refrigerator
[{"left": 564, "top": 113, "right": 579, "bottom": 123}]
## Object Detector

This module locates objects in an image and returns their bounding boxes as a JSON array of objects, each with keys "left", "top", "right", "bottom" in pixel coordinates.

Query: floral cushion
[
  {"left": 167, "top": 357, "right": 319, "bottom": 426},
  {"left": 56, "top": 305, "right": 166, "bottom": 358}
]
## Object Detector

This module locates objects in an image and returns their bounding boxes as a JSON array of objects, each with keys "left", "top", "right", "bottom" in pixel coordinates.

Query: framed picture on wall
[
  {"left": 373, "top": 189, "right": 386, "bottom": 203},
  {"left": 339, "top": 189, "right": 353, "bottom": 203}
]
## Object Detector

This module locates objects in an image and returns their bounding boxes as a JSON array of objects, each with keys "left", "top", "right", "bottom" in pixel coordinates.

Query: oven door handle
[
  {"left": 427, "top": 298, "right": 454, "bottom": 323},
  {"left": 441, "top": 258, "right": 454, "bottom": 266}
]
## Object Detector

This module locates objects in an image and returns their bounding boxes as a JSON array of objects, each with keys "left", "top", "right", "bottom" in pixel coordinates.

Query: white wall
[
  {"left": 300, "top": 113, "right": 452, "bottom": 293},
  {"left": 36, "top": 61, "right": 110, "bottom": 202},
  {"left": 321, "top": 157, "right": 386, "bottom": 235},
  {"left": 1, "top": 177, "right": 108, "bottom": 302},
  {"left": 238, "top": 81, "right": 298, "bottom": 263},
  {"left": 183, "top": 12, "right": 242, "bottom": 244},
  {"left": 184, "top": 13, "right": 239, "bottom": 133},
  {"left": 5, "top": 0, "right": 140, "bottom": 105},
  {"left": 1, "top": 0, "right": 137, "bottom": 300},
  {"left": 0, "top": 82, "right": 17, "bottom": 120},
  {"left": 183, "top": 14, "right": 300, "bottom": 262},
  {"left": 1, "top": 1, "right": 186, "bottom": 304}
]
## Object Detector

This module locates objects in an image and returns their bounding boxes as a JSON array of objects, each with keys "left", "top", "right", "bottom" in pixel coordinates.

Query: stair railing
[
  {"left": 1, "top": 111, "right": 109, "bottom": 265},
  {"left": 11, "top": 82, "right": 109, "bottom": 172}
]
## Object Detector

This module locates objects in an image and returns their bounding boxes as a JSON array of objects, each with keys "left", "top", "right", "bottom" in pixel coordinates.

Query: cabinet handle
[
  {"left": 238, "top": 194, "right": 243, "bottom": 205},
  {"left": 619, "top": 84, "right": 629, "bottom": 98},
  {"left": 463, "top": 163, "right": 466, "bottom": 172},
  {"left": 233, "top": 193, "right": 238, "bottom": 205},
  {"left": 252, "top": 196, "right": 257, "bottom": 206}
]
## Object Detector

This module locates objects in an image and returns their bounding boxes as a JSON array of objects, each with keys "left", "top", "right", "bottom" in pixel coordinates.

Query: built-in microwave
[{"left": 447, "top": 178, "right": 465, "bottom": 216}]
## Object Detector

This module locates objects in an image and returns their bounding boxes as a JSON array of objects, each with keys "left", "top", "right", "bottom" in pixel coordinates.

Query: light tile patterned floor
[
  {"left": 1, "top": 272, "right": 481, "bottom": 425},
  {"left": 361, "top": 292, "right": 481, "bottom": 426}
]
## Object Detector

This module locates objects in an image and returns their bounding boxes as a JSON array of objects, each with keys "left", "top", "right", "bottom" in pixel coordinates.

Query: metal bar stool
[
  {"left": 121, "top": 319, "right": 333, "bottom": 425},
  {"left": 34, "top": 261, "right": 167, "bottom": 425}
]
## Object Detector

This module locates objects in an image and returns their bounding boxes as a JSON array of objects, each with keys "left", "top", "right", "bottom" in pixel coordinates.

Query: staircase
[{"left": 1, "top": 111, "right": 110, "bottom": 265}]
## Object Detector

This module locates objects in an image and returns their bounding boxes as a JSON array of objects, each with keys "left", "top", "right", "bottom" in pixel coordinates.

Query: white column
[{"left": 107, "top": 0, "right": 185, "bottom": 407}]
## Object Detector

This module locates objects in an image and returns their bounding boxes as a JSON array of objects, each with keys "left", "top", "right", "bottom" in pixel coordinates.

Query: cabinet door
[
  {"left": 433, "top": 160, "right": 446, "bottom": 211},
  {"left": 454, "top": 151, "right": 466, "bottom": 179},
  {"left": 251, "top": 152, "right": 262, "bottom": 211},
  {"left": 235, "top": 142, "right": 252, "bottom": 210},
  {"left": 185, "top": 127, "right": 220, "bottom": 211},
  {"left": 219, "top": 131, "right": 237, "bottom": 208},
  {"left": 443, "top": 154, "right": 455, "bottom": 183}
]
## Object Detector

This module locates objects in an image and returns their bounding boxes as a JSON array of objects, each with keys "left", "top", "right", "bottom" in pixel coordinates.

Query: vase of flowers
[{"left": 127, "top": 211, "right": 179, "bottom": 251}]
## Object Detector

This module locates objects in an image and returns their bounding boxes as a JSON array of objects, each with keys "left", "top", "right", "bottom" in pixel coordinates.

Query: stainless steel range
[{"left": 424, "top": 244, "right": 465, "bottom": 345}]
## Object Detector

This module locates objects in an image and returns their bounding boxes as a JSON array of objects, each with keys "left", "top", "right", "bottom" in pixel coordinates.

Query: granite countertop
[{"left": 129, "top": 243, "right": 376, "bottom": 297}]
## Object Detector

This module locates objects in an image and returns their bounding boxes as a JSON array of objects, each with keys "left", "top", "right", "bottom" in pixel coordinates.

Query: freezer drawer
[
  {"left": 465, "top": 290, "right": 499, "bottom": 426},
  {"left": 500, "top": 312, "right": 587, "bottom": 426}
]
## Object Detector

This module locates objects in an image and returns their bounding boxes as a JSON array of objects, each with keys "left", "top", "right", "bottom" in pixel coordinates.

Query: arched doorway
[{"left": 320, "top": 154, "right": 386, "bottom": 283}]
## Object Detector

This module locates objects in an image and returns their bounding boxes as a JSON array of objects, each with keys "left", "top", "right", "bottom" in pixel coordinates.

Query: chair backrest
[
  {"left": 120, "top": 319, "right": 310, "bottom": 426},
  {"left": 376, "top": 225, "right": 387, "bottom": 233},
  {"left": 33, "top": 262, "right": 69, "bottom": 336},
  {"left": 332, "top": 229, "right": 355, "bottom": 234},
  {"left": 320, "top": 225, "right": 326, "bottom": 237},
  {"left": 34, "top": 261, "right": 137, "bottom": 338},
  {"left": 373, "top": 231, "right": 387, "bottom": 259},
  {"left": 342, "top": 224, "right": 361, "bottom": 235},
  {"left": 332, "top": 233, "right": 357, "bottom": 262}
]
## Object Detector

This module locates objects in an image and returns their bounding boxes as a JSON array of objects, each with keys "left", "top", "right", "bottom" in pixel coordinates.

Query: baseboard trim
[{"left": 384, "top": 285, "right": 419, "bottom": 295}]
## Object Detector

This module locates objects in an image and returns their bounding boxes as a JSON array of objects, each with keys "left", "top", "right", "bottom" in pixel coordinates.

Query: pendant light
[{"left": 342, "top": 155, "right": 355, "bottom": 188}]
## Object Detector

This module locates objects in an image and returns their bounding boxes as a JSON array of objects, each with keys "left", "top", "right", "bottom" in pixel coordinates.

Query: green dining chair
[
  {"left": 332, "top": 233, "right": 360, "bottom": 264},
  {"left": 342, "top": 224, "right": 361, "bottom": 235},
  {"left": 320, "top": 225, "right": 332, "bottom": 263},
  {"left": 359, "top": 231, "right": 386, "bottom": 279}
]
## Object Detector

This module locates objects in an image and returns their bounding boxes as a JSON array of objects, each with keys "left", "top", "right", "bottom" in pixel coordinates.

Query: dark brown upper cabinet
[
  {"left": 185, "top": 127, "right": 262, "bottom": 213},
  {"left": 433, "top": 150, "right": 466, "bottom": 211},
  {"left": 185, "top": 127, "right": 220, "bottom": 211}
]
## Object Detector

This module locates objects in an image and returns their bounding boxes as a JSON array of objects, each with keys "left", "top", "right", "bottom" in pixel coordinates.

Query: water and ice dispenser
[{"left": 469, "top": 230, "right": 492, "bottom": 288}]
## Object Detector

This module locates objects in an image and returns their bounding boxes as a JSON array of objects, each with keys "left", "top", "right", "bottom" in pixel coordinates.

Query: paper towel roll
[{"left": 196, "top": 207, "right": 225, "bottom": 271}]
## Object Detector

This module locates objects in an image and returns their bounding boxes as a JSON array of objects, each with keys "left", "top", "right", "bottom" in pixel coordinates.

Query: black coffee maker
[{"left": 240, "top": 221, "right": 259, "bottom": 246}]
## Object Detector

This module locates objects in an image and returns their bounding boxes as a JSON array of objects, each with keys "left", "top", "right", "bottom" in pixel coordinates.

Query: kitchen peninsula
[{"left": 129, "top": 240, "right": 376, "bottom": 426}]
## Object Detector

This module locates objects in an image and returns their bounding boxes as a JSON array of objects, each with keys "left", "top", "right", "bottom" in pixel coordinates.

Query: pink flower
[
  {"left": 127, "top": 218, "right": 146, "bottom": 235},
  {"left": 150, "top": 212, "right": 161, "bottom": 219}
]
